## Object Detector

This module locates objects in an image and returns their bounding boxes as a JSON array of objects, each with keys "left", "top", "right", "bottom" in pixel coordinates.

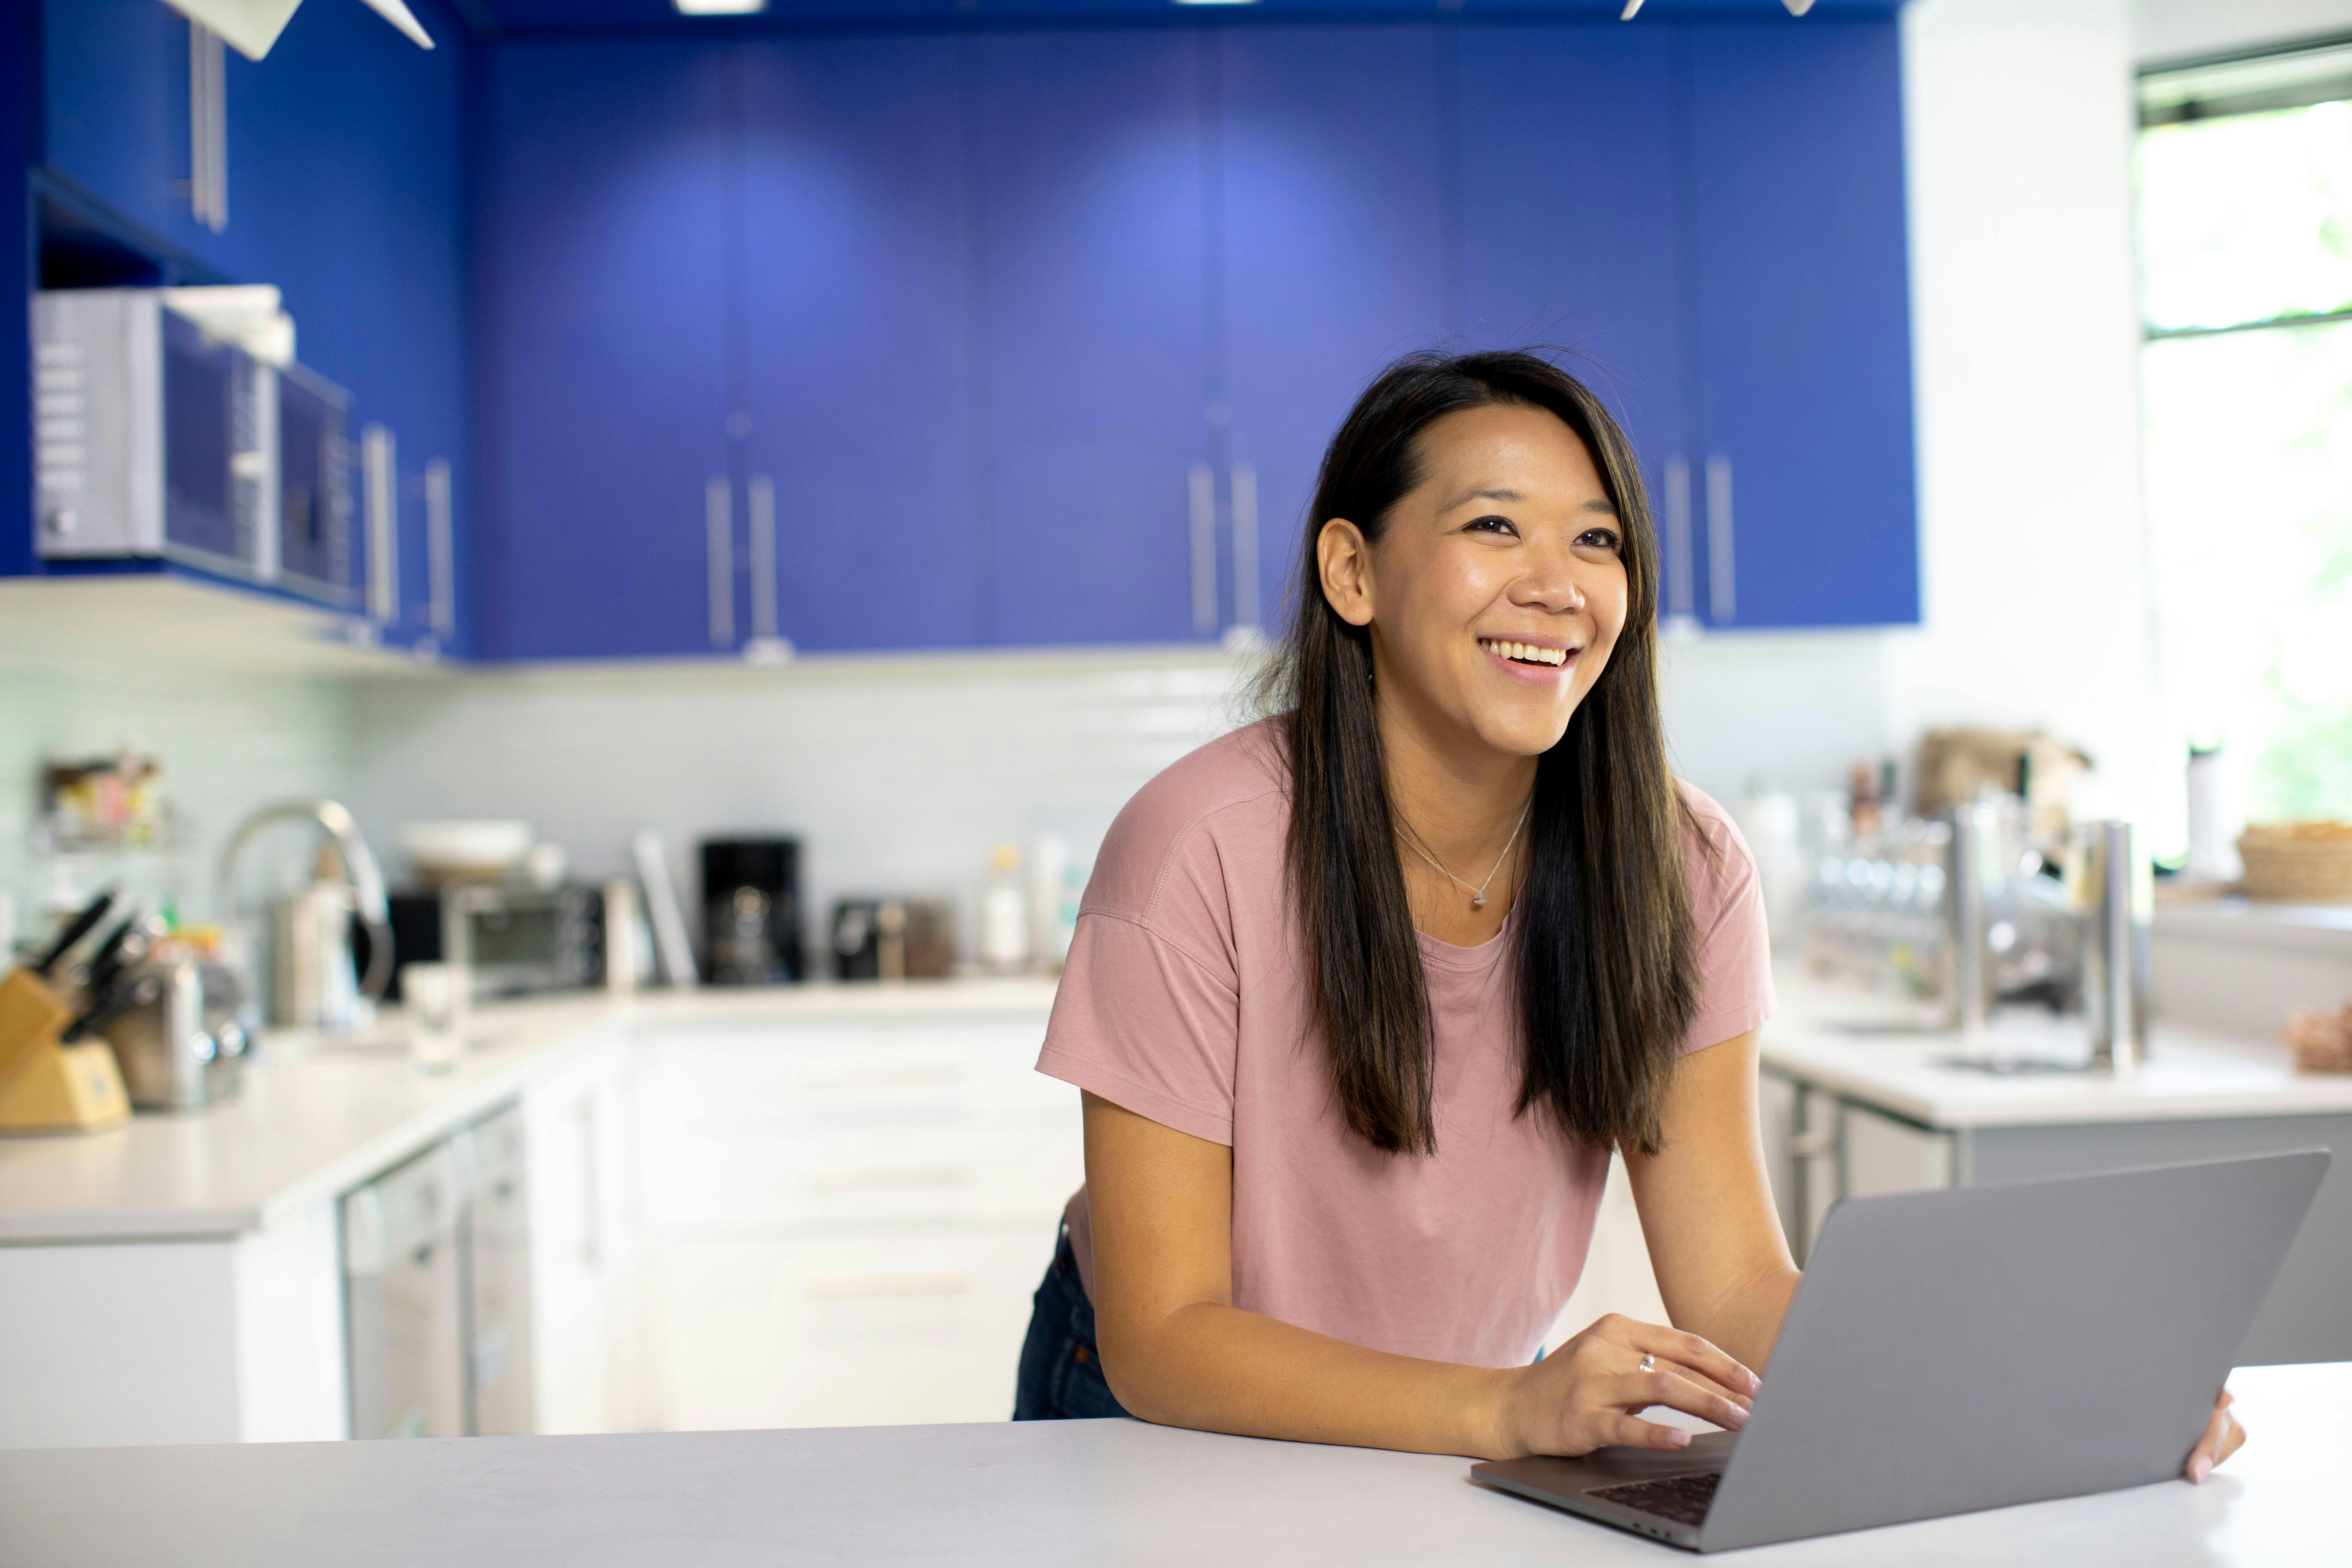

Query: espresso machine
[{"left": 699, "top": 837, "right": 803, "bottom": 985}]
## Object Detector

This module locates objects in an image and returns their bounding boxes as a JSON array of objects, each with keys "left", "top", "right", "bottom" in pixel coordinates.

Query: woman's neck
[{"left": 1375, "top": 685, "right": 1538, "bottom": 942}]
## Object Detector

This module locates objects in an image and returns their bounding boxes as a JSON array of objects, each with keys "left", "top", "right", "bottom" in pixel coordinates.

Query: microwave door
[
  {"left": 277, "top": 365, "right": 356, "bottom": 605},
  {"left": 161, "top": 309, "right": 261, "bottom": 578}
]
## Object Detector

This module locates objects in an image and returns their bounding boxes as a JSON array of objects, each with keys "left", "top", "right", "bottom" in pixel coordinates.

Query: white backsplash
[
  {"left": 343, "top": 648, "right": 1265, "bottom": 964},
  {"left": 2, "top": 634, "right": 1904, "bottom": 960},
  {"left": 0, "top": 656, "right": 357, "bottom": 947},
  {"left": 337, "top": 636, "right": 1898, "bottom": 964}
]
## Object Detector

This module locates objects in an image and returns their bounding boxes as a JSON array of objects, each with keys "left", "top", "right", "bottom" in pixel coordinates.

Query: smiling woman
[
  {"left": 1270, "top": 354, "right": 1695, "bottom": 1159},
  {"left": 1009, "top": 350, "right": 2245, "bottom": 1482}
]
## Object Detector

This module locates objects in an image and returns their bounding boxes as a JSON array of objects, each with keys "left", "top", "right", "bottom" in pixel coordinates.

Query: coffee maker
[{"left": 699, "top": 837, "right": 803, "bottom": 985}]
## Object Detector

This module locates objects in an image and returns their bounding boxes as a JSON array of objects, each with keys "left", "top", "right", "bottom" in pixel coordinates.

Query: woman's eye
[
  {"left": 1465, "top": 514, "right": 1518, "bottom": 537},
  {"left": 1577, "top": 527, "right": 1623, "bottom": 553}
]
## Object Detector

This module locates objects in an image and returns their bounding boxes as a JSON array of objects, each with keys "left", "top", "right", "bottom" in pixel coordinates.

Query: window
[{"left": 2135, "top": 43, "right": 2352, "bottom": 827}]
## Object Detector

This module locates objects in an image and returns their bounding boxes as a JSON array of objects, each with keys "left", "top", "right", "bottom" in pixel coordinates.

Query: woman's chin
[{"left": 1465, "top": 708, "right": 1576, "bottom": 760}]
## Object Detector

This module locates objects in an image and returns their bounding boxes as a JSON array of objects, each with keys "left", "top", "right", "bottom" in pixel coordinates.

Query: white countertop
[
  {"left": 10, "top": 957, "right": 2350, "bottom": 1244},
  {"left": 0, "top": 979, "right": 1059, "bottom": 1245},
  {"left": 1759, "top": 971, "right": 2352, "bottom": 1130},
  {"left": 0, "top": 1362, "right": 2338, "bottom": 1567}
]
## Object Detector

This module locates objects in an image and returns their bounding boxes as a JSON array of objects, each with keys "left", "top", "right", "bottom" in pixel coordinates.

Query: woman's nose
[{"left": 1511, "top": 548, "right": 1589, "bottom": 615}]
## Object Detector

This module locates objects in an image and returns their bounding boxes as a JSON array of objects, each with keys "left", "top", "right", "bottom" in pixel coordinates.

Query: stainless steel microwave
[{"left": 33, "top": 288, "right": 358, "bottom": 606}]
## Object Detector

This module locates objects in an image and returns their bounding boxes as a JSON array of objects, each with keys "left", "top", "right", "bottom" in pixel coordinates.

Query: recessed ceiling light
[{"left": 674, "top": 0, "right": 766, "bottom": 14}]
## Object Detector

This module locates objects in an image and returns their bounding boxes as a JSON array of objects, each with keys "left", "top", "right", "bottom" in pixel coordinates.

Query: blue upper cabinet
[
  {"left": 232, "top": 0, "right": 474, "bottom": 654},
  {"left": 973, "top": 29, "right": 1214, "bottom": 648},
  {"left": 1218, "top": 25, "right": 1451, "bottom": 638},
  {"left": 1682, "top": 19, "right": 1919, "bottom": 629},
  {"left": 1452, "top": 23, "right": 1695, "bottom": 621},
  {"left": 479, "top": 41, "right": 736, "bottom": 660},
  {"left": 737, "top": 35, "right": 981, "bottom": 655},
  {"left": 37, "top": 0, "right": 476, "bottom": 650},
  {"left": 41, "top": 0, "right": 202, "bottom": 256}
]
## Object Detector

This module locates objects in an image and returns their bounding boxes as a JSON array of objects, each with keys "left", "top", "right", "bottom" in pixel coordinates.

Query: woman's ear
[{"left": 1317, "top": 518, "right": 1377, "bottom": 628}]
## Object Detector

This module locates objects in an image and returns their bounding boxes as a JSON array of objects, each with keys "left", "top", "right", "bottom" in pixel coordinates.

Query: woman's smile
[{"left": 1476, "top": 634, "right": 1578, "bottom": 682}]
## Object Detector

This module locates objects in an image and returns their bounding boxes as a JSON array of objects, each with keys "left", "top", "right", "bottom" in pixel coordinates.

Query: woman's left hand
[{"left": 2186, "top": 1390, "right": 2244, "bottom": 1483}]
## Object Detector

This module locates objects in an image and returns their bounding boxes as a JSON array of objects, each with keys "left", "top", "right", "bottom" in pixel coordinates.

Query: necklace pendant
[{"left": 1471, "top": 891, "right": 1487, "bottom": 908}]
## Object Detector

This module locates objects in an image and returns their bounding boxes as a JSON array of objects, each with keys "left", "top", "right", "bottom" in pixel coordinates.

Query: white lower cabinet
[
  {"left": 644, "top": 1224, "right": 1060, "bottom": 1430},
  {"left": 521, "top": 1034, "right": 643, "bottom": 1435},
  {"left": 628, "top": 1011, "right": 1079, "bottom": 1432}
]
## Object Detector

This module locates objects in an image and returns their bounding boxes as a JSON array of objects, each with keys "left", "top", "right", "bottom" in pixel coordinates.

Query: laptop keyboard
[{"left": 1589, "top": 1470, "right": 1723, "bottom": 1528}]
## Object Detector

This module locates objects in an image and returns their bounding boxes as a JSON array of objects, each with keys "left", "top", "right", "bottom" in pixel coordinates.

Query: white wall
[
  {"left": 1890, "top": 0, "right": 2170, "bottom": 830},
  {"left": 2134, "top": 0, "right": 2352, "bottom": 62}
]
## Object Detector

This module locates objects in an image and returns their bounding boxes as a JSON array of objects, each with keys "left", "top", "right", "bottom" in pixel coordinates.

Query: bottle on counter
[
  {"left": 1028, "top": 834, "right": 1081, "bottom": 975},
  {"left": 980, "top": 844, "right": 1030, "bottom": 975}
]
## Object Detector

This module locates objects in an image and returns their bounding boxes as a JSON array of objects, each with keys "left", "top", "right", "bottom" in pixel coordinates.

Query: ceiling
[{"left": 457, "top": 0, "right": 1899, "bottom": 40}]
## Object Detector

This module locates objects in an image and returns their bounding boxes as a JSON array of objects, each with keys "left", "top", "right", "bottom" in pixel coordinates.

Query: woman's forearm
[
  {"left": 1679, "top": 1261, "right": 1802, "bottom": 1376},
  {"left": 1100, "top": 1300, "right": 1517, "bottom": 1459}
]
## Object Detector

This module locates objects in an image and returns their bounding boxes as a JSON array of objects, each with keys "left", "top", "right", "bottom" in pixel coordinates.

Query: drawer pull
[
  {"left": 808, "top": 1165, "right": 971, "bottom": 1192},
  {"left": 808, "top": 1269, "right": 978, "bottom": 1300}
]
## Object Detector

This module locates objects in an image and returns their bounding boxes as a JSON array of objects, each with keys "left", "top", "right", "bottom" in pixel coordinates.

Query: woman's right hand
[{"left": 1490, "top": 1313, "right": 1761, "bottom": 1459}]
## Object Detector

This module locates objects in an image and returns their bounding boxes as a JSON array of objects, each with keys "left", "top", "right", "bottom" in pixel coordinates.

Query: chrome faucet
[{"left": 2083, "top": 820, "right": 2152, "bottom": 1074}]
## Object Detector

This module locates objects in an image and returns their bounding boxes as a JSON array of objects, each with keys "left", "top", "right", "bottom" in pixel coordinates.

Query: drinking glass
[{"left": 402, "top": 962, "right": 468, "bottom": 1074}]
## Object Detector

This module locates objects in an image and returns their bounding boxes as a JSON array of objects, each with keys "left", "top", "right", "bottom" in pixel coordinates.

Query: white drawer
[
  {"left": 644, "top": 1225, "right": 1060, "bottom": 1429},
  {"left": 638, "top": 1109, "right": 1083, "bottom": 1230},
  {"left": 632, "top": 1021, "right": 1070, "bottom": 1135}
]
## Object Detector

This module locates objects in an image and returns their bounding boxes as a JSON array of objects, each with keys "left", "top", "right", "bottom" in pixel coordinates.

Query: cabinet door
[
  {"left": 1684, "top": 20, "right": 1919, "bottom": 628},
  {"left": 1455, "top": 24, "right": 1696, "bottom": 620},
  {"left": 525, "top": 1041, "right": 638, "bottom": 1436},
  {"left": 738, "top": 35, "right": 980, "bottom": 654},
  {"left": 229, "top": 0, "right": 472, "bottom": 655},
  {"left": 974, "top": 30, "right": 1214, "bottom": 648},
  {"left": 1219, "top": 26, "right": 1450, "bottom": 636},
  {"left": 481, "top": 42, "right": 735, "bottom": 660},
  {"left": 42, "top": 0, "right": 205, "bottom": 258}
]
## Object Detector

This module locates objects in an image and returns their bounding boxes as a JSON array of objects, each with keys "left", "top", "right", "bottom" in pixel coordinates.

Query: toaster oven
[{"left": 386, "top": 885, "right": 604, "bottom": 1001}]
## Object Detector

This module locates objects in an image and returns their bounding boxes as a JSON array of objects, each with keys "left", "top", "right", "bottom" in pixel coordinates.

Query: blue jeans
[{"left": 1013, "top": 1223, "right": 1131, "bottom": 1420}]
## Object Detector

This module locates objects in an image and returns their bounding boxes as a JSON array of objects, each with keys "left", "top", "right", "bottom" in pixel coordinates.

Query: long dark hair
[{"left": 1259, "top": 349, "right": 1701, "bottom": 1158}]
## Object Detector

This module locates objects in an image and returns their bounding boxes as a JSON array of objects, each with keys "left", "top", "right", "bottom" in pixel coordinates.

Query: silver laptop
[{"left": 1471, "top": 1150, "right": 2329, "bottom": 1553}]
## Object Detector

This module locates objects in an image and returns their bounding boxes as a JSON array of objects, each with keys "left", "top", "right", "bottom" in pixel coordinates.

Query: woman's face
[{"left": 1318, "top": 401, "right": 1631, "bottom": 760}]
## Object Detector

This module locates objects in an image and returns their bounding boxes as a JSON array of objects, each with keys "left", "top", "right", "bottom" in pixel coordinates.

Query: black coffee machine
[{"left": 699, "top": 836, "right": 803, "bottom": 985}]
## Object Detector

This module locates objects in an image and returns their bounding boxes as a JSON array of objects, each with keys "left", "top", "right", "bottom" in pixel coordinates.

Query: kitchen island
[
  {"left": 0, "top": 1362, "right": 2341, "bottom": 1567},
  {"left": 1754, "top": 977, "right": 2352, "bottom": 1365}
]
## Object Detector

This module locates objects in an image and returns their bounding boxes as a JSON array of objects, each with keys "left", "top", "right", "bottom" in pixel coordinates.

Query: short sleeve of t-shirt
[
  {"left": 1678, "top": 785, "right": 1777, "bottom": 1054},
  {"left": 1033, "top": 733, "right": 1270, "bottom": 1149},
  {"left": 1037, "top": 909, "right": 1240, "bottom": 1146}
]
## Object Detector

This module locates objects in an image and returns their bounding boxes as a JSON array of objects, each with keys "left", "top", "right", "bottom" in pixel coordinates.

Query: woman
[{"left": 1013, "top": 349, "right": 2243, "bottom": 1479}]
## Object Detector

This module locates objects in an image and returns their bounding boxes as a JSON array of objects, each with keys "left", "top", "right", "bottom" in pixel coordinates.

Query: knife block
[{"left": 0, "top": 967, "right": 132, "bottom": 1134}]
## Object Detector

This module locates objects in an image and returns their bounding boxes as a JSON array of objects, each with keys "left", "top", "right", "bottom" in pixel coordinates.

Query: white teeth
[{"left": 1480, "top": 638, "right": 1567, "bottom": 667}]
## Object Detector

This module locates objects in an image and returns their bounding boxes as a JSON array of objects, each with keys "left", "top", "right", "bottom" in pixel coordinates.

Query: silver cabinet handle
[
  {"left": 579, "top": 1096, "right": 602, "bottom": 1271},
  {"left": 1706, "top": 453, "right": 1736, "bottom": 623},
  {"left": 747, "top": 473, "right": 778, "bottom": 643},
  {"left": 424, "top": 457, "right": 454, "bottom": 640},
  {"left": 1230, "top": 461, "right": 1259, "bottom": 631},
  {"left": 363, "top": 424, "right": 398, "bottom": 622},
  {"left": 188, "top": 23, "right": 227, "bottom": 232},
  {"left": 1663, "top": 454, "right": 1694, "bottom": 625},
  {"left": 705, "top": 474, "right": 733, "bottom": 648},
  {"left": 1188, "top": 462, "right": 1216, "bottom": 635}
]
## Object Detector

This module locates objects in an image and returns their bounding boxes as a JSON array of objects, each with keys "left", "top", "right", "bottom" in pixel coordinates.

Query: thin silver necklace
[{"left": 1396, "top": 796, "right": 1533, "bottom": 909}]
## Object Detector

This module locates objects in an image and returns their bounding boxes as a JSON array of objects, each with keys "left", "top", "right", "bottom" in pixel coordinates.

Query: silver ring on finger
[{"left": 1638, "top": 1353, "right": 1656, "bottom": 1374}]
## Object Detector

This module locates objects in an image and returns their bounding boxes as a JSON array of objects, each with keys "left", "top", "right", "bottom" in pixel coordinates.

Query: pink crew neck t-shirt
[{"left": 1034, "top": 718, "right": 1775, "bottom": 1370}]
